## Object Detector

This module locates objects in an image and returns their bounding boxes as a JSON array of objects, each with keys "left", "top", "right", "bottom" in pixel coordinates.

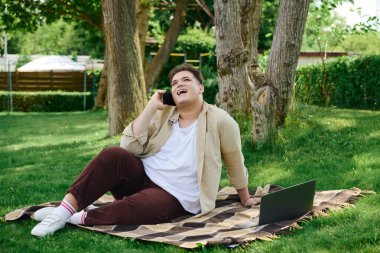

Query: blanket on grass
[{"left": 5, "top": 185, "right": 364, "bottom": 249}]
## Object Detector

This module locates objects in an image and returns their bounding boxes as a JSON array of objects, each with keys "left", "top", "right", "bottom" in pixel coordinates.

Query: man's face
[{"left": 171, "top": 70, "right": 204, "bottom": 106}]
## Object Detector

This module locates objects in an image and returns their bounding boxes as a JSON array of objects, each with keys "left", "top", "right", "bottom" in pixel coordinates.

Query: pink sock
[
  {"left": 68, "top": 210, "right": 87, "bottom": 225},
  {"left": 52, "top": 199, "right": 76, "bottom": 221}
]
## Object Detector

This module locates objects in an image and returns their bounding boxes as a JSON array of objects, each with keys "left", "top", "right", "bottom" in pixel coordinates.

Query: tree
[
  {"left": 253, "top": 0, "right": 311, "bottom": 141},
  {"left": 214, "top": 0, "right": 311, "bottom": 143},
  {"left": 101, "top": 0, "right": 147, "bottom": 136},
  {"left": 96, "top": 0, "right": 189, "bottom": 108},
  {"left": 0, "top": 0, "right": 103, "bottom": 32},
  {"left": 213, "top": 0, "right": 263, "bottom": 115}
]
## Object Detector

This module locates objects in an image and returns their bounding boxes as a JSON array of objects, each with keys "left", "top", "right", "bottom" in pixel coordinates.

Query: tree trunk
[
  {"left": 95, "top": 0, "right": 149, "bottom": 109},
  {"left": 102, "top": 0, "right": 147, "bottom": 136},
  {"left": 243, "top": 0, "right": 264, "bottom": 88},
  {"left": 252, "top": 0, "right": 311, "bottom": 142},
  {"left": 214, "top": 0, "right": 262, "bottom": 115},
  {"left": 94, "top": 48, "right": 108, "bottom": 108},
  {"left": 144, "top": 0, "right": 187, "bottom": 92},
  {"left": 136, "top": 0, "right": 151, "bottom": 65}
]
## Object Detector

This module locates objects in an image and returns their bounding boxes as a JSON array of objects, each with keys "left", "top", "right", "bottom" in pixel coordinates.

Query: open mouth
[{"left": 176, "top": 89, "right": 188, "bottom": 96}]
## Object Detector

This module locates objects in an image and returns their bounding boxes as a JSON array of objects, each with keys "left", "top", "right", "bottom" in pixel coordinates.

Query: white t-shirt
[{"left": 141, "top": 121, "right": 201, "bottom": 214}]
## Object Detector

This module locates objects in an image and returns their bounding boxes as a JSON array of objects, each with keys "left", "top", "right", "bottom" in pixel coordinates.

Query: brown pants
[{"left": 67, "top": 147, "right": 188, "bottom": 225}]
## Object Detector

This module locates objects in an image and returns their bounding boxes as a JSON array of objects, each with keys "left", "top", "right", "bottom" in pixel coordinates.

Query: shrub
[
  {"left": 296, "top": 55, "right": 380, "bottom": 110},
  {"left": 0, "top": 91, "right": 94, "bottom": 112}
]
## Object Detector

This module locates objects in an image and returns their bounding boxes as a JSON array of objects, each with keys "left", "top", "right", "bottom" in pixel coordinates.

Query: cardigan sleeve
[{"left": 219, "top": 114, "right": 249, "bottom": 189}]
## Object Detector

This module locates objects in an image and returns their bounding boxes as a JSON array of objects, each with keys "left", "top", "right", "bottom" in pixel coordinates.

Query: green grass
[{"left": 1, "top": 104, "right": 379, "bottom": 253}]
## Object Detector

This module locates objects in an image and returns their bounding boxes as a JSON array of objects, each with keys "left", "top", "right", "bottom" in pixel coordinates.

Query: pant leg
[
  {"left": 84, "top": 183, "right": 188, "bottom": 225},
  {"left": 67, "top": 147, "right": 145, "bottom": 210}
]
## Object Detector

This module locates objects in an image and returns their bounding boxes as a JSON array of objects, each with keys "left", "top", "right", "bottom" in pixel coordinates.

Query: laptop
[{"left": 258, "top": 180, "right": 316, "bottom": 225}]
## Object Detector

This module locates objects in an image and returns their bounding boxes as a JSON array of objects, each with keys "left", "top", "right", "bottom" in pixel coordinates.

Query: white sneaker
[
  {"left": 32, "top": 204, "right": 97, "bottom": 222},
  {"left": 31, "top": 213, "right": 66, "bottom": 237},
  {"left": 33, "top": 207, "right": 56, "bottom": 221}
]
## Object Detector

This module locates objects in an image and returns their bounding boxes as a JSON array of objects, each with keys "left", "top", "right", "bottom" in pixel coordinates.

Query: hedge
[
  {"left": 0, "top": 91, "right": 94, "bottom": 112},
  {"left": 296, "top": 55, "right": 380, "bottom": 110}
]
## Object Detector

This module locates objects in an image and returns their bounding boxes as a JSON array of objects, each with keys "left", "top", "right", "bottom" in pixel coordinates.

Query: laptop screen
[{"left": 259, "top": 180, "right": 316, "bottom": 225}]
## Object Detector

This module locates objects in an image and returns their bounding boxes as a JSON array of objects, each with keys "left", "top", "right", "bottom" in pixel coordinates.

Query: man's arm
[
  {"left": 120, "top": 90, "right": 167, "bottom": 154},
  {"left": 219, "top": 114, "right": 260, "bottom": 207}
]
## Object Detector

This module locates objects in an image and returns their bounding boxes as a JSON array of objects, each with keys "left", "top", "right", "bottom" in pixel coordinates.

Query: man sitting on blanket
[{"left": 31, "top": 64, "right": 260, "bottom": 237}]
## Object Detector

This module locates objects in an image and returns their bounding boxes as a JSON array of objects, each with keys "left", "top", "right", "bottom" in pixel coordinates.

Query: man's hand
[
  {"left": 146, "top": 90, "right": 167, "bottom": 112},
  {"left": 132, "top": 90, "right": 167, "bottom": 136},
  {"left": 237, "top": 187, "right": 261, "bottom": 208},
  {"left": 243, "top": 197, "right": 261, "bottom": 207}
]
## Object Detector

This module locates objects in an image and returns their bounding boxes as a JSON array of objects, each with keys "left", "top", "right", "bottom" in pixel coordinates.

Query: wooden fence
[{"left": 0, "top": 71, "right": 93, "bottom": 92}]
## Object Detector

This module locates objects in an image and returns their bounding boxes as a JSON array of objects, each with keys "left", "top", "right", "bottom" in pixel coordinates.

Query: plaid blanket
[{"left": 5, "top": 186, "right": 364, "bottom": 249}]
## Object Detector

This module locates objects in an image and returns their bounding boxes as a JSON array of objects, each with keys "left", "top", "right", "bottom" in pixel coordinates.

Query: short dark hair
[{"left": 168, "top": 64, "right": 204, "bottom": 84}]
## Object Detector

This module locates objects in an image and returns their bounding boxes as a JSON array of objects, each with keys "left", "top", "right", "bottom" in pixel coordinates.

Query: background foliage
[
  {"left": 4, "top": 20, "right": 104, "bottom": 59},
  {"left": 301, "top": 0, "right": 380, "bottom": 55},
  {"left": 296, "top": 55, "right": 380, "bottom": 110},
  {"left": 0, "top": 91, "right": 94, "bottom": 112},
  {"left": 339, "top": 31, "right": 380, "bottom": 55}
]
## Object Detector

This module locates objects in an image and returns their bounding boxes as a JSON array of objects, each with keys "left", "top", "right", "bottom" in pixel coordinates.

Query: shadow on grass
[{"left": 0, "top": 140, "right": 116, "bottom": 209}]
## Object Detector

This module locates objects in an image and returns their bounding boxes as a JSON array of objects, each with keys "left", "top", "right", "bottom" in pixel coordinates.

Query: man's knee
[
  {"left": 96, "top": 146, "right": 143, "bottom": 176},
  {"left": 99, "top": 146, "right": 129, "bottom": 160}
]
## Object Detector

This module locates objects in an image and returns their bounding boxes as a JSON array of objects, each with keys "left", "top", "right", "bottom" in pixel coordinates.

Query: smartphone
[{"left": 162, "top": 91, "right": 176, "bottom": 106}]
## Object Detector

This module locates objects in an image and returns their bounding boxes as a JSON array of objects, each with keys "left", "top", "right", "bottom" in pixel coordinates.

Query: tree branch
[
  {"left": 53, "top": 0, "right": 102, "bottom": 30},
  {"left": 195, "top": 0, "right": 214, "bottom": 20}
]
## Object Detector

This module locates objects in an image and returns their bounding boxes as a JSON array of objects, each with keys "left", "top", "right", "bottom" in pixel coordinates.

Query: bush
[
  {"left": 0, "top": 91, "right": 94, "bottom": 112},
  {"left": 296, "top": 55, "right": 380, "bottom": 110}
]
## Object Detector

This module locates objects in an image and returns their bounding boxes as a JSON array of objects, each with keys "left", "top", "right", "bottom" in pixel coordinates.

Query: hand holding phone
[{"left": 162, "top": 91, "right": 176, "bottom": 106}]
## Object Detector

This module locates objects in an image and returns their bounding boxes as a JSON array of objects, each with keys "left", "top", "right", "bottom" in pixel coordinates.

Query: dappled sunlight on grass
[
  {"left": 353, "top": 150, "right": 380, "bottom": 168},
  {"left": 4, "top": 131, "right": 114, "bottom": 152},
  {"left": 319, "top": 117, "right": 357, "bottom": 130},
  {"left": 248, "top": 164, "right": 293, "bottom": 187},
  {"left": 368, "top": 130, "right": 380, "bottom": 139},
  {"left": 9, "top": 164, "right": 36, "bottom": 172}
]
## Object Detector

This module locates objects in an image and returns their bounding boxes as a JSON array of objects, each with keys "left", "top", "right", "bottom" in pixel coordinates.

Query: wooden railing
[
  {"left": 148, "top": 52, "right": 211, "bottom": 69},
  {"left": 0, "top": 71, "right": 93, "bottom": 91}
]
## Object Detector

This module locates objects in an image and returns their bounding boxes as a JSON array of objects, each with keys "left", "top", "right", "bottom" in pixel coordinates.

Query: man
[{"left": 31, "top": 64, "right": 259, "bottom": 237}]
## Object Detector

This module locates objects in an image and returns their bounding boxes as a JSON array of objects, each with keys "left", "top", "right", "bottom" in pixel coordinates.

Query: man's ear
[{"left": 199, "top": 84, "right": 205, "bottom": 94}]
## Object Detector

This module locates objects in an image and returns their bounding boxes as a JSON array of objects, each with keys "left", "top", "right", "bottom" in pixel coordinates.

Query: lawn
[{"left": 0, "top": 104, "right": 379, "bottom": 253}]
